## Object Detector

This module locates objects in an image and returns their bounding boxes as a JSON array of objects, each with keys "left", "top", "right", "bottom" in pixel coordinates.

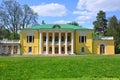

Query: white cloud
[
  {"left": 77, "top": 0, "right": 120, "bottom": 12},
  {"left": 54, "top": 20, "right": 71, "bottom": 24},
  {"left": 73, "top": 11, "right": 95, "bottom": 16},
  {"left": 76, "top": 15, "right": 92, "bottom": 21},
  {"left": 74, "top": 0, "right": 120, "bottom": 25},
  {"left": 78, "top": 21, "right": 85, "bottom": 25},
  {"left": 31, "top": 3, "right": 67, "bottom": 17}
]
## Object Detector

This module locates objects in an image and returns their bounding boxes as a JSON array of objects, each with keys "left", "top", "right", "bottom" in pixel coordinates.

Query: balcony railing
[
  {"left": 94, "top": 37, "right": 114, "bottom": 40},
  {"left": 68, "top": 41, "right": 71, "bottom": 45},
  {"left": 55, "top": 41, "right": 59, "bottom": 45},
  {"left": 0, "top": 39, "right": 20, "bottom": 44},
  {"left": 43, "top": 41, "right": 46, "bottom": 45}
]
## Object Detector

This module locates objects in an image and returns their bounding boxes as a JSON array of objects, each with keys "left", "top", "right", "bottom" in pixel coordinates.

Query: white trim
[
  {"left": 28, "top": 46, "right": 32, "bottom": 54},
  {"left": 99, "top": 44, "right": 106, "bottom": 54},
  {"left": 81, "top": 47, "right": 85, "bottom": 53},
  {"left": 27, "top": 35, "right": 34, "bottom": 43},
  {"left": 80, "top": 31, "right": 86, "bottom": 36},
  {"left": 26, "top": 30, "right": 36, "bottom": 35},
  {"left": 99, "top": 43, "right": 106, "bottom": 46},
  {"left": 39, "top": 30, "right": 73, "bottom": 32}
]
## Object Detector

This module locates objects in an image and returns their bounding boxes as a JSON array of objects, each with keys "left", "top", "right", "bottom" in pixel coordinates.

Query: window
[
  {"left": 61, "top": 47, "right": 64, "bottom": 52},
  {"left": 43, "top": 47, "right": 46, "bottom": 51},
  {"left": 100, "top": 44, "right": 105, "bottom": 54},
  {"left": 53, "top": 25, "right": 61, "bottom": 29},
  {"left": 79, "top": 36, "right": 86, "bottom": 43},
  {"left": 61, "top": 36, "right": 64, "bottom": 42},
  {"left": 49, "top": 47, "right": 52, "bottom": 52},
  {"left": 28, "top": 47, "right": 32, "bottom": 53},
  {"left": 67, "top": 36, "right": 71, "bottom": 42},
  {"left": 43, "top": 36, "right": 46, "bottom": 41},
  {"left": 81, "top": 47, "right": 85, "bottom": 53},
  {"left": 49, "top": 36, "right": 52, "bottom": 42},
  {"left": 55, "top": 36, "right": 58, "bottom": 42},
  {"left": 67, "top": 46, "right": 71, "bottom": 51},
  {"left": 27, "top": 36, "right": 34, "bottom": 43}
]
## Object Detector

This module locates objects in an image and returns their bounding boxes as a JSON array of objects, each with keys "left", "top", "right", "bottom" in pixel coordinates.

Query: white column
[
  {"left": 71, "top": 32, "right": 74, "bottom": 54},
  {"left": 52, "top": 32, "right": 55, "bottom": 54},
  {"left": 46, "top": 32, "right": 48, "bottom": 54},
  {"left": 65, "top": 32, "right": 68, "bottom": 54},
  {"left": 59, "top": 32, "right": 61, "bottom": 54},
  {"left": 11, "top": 45, "right": 14, "bottom": 55},
  {"left": 40, "top": 32, "right": 42, "bottom": 54},
  {"left": 17, "top": 45, "right": 20, "bottom": 55},
  {"left": 5, "top": 45, "right": 8, "bottom": 54}
]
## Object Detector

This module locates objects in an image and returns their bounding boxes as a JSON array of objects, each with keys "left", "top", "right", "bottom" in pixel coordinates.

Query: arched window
[
  {"left": 53, "top": 24, "right": 61, "bottom": 29},
  {"left": 100, "top": 44, "right": 105, "bottom": 54}
]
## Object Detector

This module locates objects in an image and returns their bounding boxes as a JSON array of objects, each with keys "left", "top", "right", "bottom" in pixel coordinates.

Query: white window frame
[
  {"left": 79, "top": 36, "right": 86, "bottom": 43},
  {"left": 28, "top": 47, "right": 32, "bottom": 54},
  {"left": 27, "top": 35, "right": 34, "bottom": 43},
  {"left": 81, "top": 47, "right": 85, "bottom": 53}
]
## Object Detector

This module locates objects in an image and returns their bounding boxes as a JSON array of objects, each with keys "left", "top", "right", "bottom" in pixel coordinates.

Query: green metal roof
[{"left": 23, "top": 24, "right": 92, "bottom": 30}]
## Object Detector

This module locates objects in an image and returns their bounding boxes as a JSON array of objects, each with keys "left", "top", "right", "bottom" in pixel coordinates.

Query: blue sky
[{"left": 1, "top": 0, "right": 120, "bottom": 28}]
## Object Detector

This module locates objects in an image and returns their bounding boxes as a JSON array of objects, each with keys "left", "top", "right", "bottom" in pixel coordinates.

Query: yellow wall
[
  {"left": 93, "top": 40, "right": 114, "bottom": 55},
  {"left": 20, "top": 29, "right": 115, "bottom": 55},
  {"left": 75, "top": 30, "right": 93, "bottom": 54},
  {"left": 20, "top": 30, "right": 39, "bottom": 54}
]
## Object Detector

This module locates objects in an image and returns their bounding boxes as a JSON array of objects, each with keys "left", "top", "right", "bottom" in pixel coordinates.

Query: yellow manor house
[{"left": 20, "top": 24, "right": 115, "bottom": 55}]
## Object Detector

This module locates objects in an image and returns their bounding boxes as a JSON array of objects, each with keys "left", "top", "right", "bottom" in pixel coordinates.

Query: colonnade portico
[
  {"left": 0, "top": 40, "right": 20, "bottom": 55},
  {"left": 0, "top": 45, "right": 20, "bottom": 55},
  {"left": 39, "top": 31, "right": 74, "bottom": 55}
]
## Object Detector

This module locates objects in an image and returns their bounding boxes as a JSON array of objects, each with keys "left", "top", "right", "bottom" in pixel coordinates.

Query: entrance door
[
  {"left": 100, "top": 44, "right": 105, "bottom": 54},
  {"left": 55, "top": 47, "right": 58, "bottom": 54}
]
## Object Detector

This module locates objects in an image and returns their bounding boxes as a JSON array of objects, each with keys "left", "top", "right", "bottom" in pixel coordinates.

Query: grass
[{"left": 0, "top": 55, "right": 120, "bottom": 80}]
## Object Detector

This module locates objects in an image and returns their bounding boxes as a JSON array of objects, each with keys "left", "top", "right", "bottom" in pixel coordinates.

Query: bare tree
[
  {"left": 21, "top": 4, "right": 38, "bottom": 29},
  {"left": 0, "top": 0, "right": 38, "bottom": 39}
]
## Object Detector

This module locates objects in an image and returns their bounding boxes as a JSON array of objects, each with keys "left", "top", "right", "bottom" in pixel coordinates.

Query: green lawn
[{"left": 0, "top": 55, "right": 120, "bottom": 80}]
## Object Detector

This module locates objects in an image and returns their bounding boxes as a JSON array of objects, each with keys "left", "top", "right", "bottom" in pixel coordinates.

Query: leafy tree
[
  {"left": 0, "top": 28, "right": 11, "bottom": 40},
  {"left": 106, "top": 16, "right": 120, "bottom": 53},
  {"left": 0, "top": 0, "right": 38, "bottom": 39},
  {"left": 41, "top": 20, "right": 46, "bottom": 24},
  {"left": 106, "top": 16, "right": 118, "bottom": 36},
  {"left": 115, "top": 21, "right": 120, "bottom": 53},
  {"left": 93, "top": 10, "right": 107, "bottom": 36},
  {"left": 68, "top": 22, "right": 79, "bottom": 26}
]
